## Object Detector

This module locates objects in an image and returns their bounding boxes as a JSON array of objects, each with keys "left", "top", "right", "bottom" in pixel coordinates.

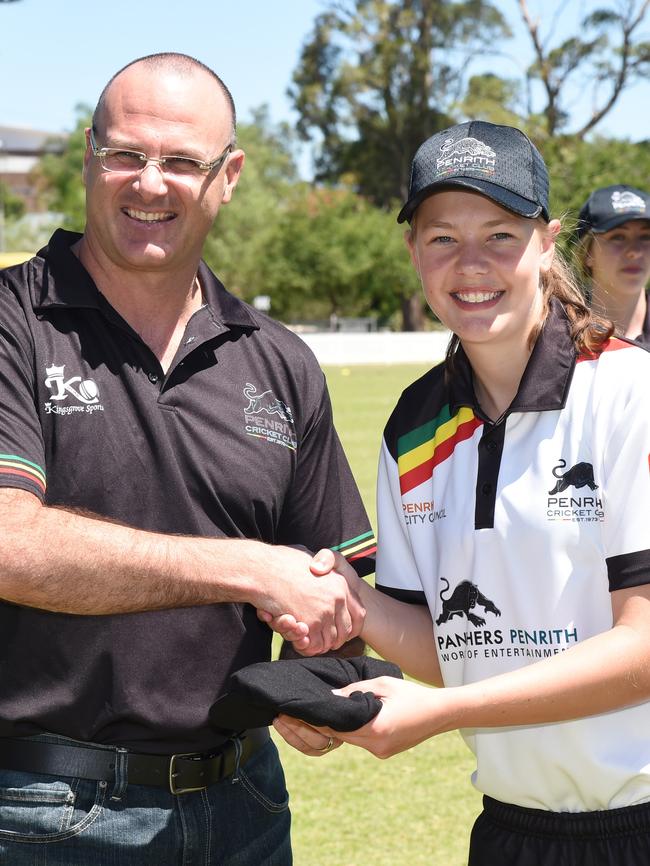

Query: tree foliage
[
  {"left": 290, "top": 0, "right": 510, "bottom": 206},
  {"left": 202, "top": 107, "right": 299, "bottom": 297},
  {"left": 544, "top": 134, "right": 650, "bottom": 233},
  {"left": 260, "top": 187, "right": 421, "bottom": 325},
  {"left": 35, "top": 105, "right": 90, "bottom": 232},
  {"left": 0, "top": 181, "right": 25, "bottom": 220}
]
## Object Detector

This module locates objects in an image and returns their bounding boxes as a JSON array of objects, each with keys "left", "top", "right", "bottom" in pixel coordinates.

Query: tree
[
  {"left": 290, "top": 0, "right": 510, "bottom": 328},
  {"left": 201, "top": 107, "right": 299, "bottom": 297},
  {"left": 0, "top": 182, "right": 25, "bottom": 220},
  {"left": 544, "top": 134, "right": 650, "bottom": 230},
  {"left": 35, "top": 105, "right": 90, "bottom": 232},
  {"left": 260, "top": 187, "right": 422, "bottom": 325},
  {"left": 519, "top": 0, "right": 650, "bottom": 138},
  {"left": 291, "top": 0, "right": 510, "bottom": 206}
]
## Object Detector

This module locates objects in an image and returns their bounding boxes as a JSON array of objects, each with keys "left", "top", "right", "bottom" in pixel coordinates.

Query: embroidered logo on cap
[
  {"left": 611, "top": 190, "right": 646, "bottom": 213},
  {"left": 436, "top": 136, "right": 496, "bottom": 178}
]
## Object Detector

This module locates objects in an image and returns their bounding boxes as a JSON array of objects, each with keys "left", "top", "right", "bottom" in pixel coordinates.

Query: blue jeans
[{"left": 0, "top": 736, "right": 292, "bottom": 865}]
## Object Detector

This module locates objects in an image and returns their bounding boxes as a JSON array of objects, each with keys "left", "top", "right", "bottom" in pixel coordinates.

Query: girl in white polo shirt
[
  {"left": 268, "top": 121, "right": 650, "bottom": 866},
  {"left": 574, "top": 184, "right": 650, "bottom": 347}
]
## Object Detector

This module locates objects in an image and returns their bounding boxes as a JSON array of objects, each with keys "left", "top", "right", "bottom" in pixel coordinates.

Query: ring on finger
[{"left": 315, "top": 736, "right": 335, "bottom": 753}]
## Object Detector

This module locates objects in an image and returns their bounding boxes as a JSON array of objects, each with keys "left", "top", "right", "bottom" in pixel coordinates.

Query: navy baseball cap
[
  {"left": 577, "top": 185, "right": 650, "bottom": 238},
  {"left": 397, "top": 120, "right": 550, "bottom": 224}
]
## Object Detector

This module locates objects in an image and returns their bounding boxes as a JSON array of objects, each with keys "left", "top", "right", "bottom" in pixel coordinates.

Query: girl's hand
[{"left": 273, "top": 676, "right": 448, "bottom": 759}]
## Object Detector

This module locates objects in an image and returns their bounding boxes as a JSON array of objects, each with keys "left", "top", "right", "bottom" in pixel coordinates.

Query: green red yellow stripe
[
  {"left": 0, "top": 454, "right": 46, "bottom": 493},
  {"left": 398, "top": 405, "right": 482, "bottom": 495},
  {"left": 332, "top": 530, "right": 377, "bottom": 561}
]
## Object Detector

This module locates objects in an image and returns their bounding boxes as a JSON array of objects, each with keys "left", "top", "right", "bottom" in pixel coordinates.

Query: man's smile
[{"left": 122, "top": 208, "right": 176, "bottom": 223}]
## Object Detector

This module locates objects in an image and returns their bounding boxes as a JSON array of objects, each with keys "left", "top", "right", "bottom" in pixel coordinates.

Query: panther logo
[
  {"left": 439, "top": 136, "right": 496, "bottom": 159},
  {"left": 548, "top": 460, "right": 598, "bottom": 495},
  {"left": 435, "top": 577, "right": 501, "bottom": 628},
  {"left": 243, "top": 384, "right": 294, "bottom": 424}
]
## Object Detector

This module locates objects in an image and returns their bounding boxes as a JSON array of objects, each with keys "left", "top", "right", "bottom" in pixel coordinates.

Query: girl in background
[{"left": 575, "top": 184, "right": 650, "bottom": 346}]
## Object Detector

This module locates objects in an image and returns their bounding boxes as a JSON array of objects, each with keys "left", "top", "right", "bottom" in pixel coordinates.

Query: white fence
[{"left": 294, "top": 329, "right": 450, "bottom": 365}]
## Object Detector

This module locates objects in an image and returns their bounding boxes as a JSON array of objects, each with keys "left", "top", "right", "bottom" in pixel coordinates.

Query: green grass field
[{"left": 273, "top": 363, "right": 482, "bottom": 866}]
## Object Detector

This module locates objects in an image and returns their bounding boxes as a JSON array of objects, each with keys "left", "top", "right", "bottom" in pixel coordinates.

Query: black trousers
[{"left": 468, "top": 795, "right": 650, "bottom": 866}]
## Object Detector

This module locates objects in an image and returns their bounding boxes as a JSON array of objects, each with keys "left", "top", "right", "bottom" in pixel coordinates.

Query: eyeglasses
[{"left": 89, "top": 129, "right": 232, "bottom": 180}]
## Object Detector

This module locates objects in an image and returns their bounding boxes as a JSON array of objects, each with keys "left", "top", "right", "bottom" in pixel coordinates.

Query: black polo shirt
[{"left": 0, "top": 229, "right": 376, "bottom": 753}]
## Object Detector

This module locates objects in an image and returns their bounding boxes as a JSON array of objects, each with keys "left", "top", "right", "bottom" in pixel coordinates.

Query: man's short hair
[{"left": 92, "top": 52, "right": 236, "bottom": 143}]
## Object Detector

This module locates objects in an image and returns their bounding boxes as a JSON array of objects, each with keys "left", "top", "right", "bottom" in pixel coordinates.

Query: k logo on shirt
[{"left": 43, "top": 365, "right": 105, "bottom": 416}]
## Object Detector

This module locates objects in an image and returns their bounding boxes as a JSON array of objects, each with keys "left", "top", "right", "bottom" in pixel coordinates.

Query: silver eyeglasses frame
[{"left": 89, "top": 128, "right": 232, "bottom": 177}]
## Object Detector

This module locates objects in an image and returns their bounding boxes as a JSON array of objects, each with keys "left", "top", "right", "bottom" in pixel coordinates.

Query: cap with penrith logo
[
  {"left": 577, "top": 185, "right": 650, "bottom": 238},
  {"left": 397, "top": 120, "right": 550, "bottom": 225}
]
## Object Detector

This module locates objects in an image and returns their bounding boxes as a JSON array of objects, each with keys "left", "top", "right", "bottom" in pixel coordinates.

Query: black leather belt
[{"left": 0, "top": 729, "right": 269, "bottom": 795}]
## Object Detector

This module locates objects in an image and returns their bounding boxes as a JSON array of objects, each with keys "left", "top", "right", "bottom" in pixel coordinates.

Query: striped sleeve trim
[
  {"left": 0, "top": 454, "right": 46, "bottom": 493},
  {"left": 606, "top": 549, "right": 650, "bottom": 592},
  {"left": 331, "top": 530, "right": 377, "bottom": 562}
]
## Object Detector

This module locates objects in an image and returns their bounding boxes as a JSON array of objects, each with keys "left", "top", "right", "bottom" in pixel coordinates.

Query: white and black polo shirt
[
  {"left": 376, "top": 298, "right": 650, "bottom": 812},
  {"left": 0, "top": 229, "right": 376, "bottom": 754}
]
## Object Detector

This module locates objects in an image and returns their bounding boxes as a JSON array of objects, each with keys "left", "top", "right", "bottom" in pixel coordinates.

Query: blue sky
[{"left": 1, "top": 0, "right": 648, "bottom": 172}]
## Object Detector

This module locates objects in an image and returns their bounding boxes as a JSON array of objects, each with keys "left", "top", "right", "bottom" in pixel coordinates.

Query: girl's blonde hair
[{"left": 572, "top": 232, "right": 595, "bottom": 286}]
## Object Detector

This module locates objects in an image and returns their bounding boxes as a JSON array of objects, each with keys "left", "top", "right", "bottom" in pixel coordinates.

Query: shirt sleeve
[
  {"left": 374, "top": 436, "right": 427, "bottom": 604},
  {"left": 277, "top": 376, "right": 376, "bottom": 577},
  {"left": 0, "top": 279, "right": 46, "bottom": 499},
  {"left": 600, "top": 351, "right": 650, "bottom": 592}
]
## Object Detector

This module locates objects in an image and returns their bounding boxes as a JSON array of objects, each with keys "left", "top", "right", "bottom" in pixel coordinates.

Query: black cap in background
[{"left": 577, "top": 185, "right": 650, "bottom": 238}]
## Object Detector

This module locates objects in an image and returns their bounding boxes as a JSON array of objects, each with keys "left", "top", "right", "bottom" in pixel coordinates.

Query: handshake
[{"left": 254, "top": 547, "right": 368, "bottom": 657}]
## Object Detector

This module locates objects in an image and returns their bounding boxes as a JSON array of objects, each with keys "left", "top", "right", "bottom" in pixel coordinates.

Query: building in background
[
  {"left": 0, "top": 125, "right": 67, "bottom": 254},
  {"left": 0, "top": 124, "right": 66, "bottom": 212}
]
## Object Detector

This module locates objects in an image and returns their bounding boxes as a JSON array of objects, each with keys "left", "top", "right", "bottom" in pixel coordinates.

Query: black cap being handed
[
  {"left": 397, "top": 120, "right": 550, "bottom": 224},
  {"left": 577, "top": 185, "right": 650, "bottom": 238}
]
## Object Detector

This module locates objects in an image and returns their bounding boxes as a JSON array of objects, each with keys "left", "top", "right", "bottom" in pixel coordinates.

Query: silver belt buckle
[{"left": 168, "top": 752, "right": 209, "bottom": 795}]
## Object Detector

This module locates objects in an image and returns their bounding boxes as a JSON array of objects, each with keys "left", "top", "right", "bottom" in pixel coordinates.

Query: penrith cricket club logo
[
  {"left": 546, "top": 459, "right": 603, "bottom": 522},
  {"left": 611, "top": 189, "right": 646, "bottom": 213},
  {"left": 243, "top": 383, "right": 297, "bottom": 451},
  {"left": 436, "top": 136, "right": 496, "bottom": 178},
  {"left": 43, "top": 365, "right": 104, "bottom": 416}
]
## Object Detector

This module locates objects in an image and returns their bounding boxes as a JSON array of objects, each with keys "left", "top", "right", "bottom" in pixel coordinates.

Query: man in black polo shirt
[{"left": 0, "top": 53, "right": 375, "bottom": 865}]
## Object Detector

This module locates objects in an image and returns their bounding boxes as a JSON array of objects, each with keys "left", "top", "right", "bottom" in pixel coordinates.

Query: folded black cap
[
  {"left": 210, "top": 656, "right": 402, "bottom": 733},
  {"left": 397, "top": 120, "right": 549, "bottom": 224},
  {"left": 577, "top": 185, "right": 650, "bottom": 238}
]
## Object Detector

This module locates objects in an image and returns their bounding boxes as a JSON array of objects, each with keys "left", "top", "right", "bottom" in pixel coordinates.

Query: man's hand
[
  {"left": 254, "top": 546, "right": 365, "bottom": 656},
  {"left": 257, "top": 548, "right": 364, "bottom": 655}
]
